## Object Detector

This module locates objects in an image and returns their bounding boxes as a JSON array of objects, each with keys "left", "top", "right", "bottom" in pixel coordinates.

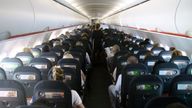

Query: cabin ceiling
[{"left": 63, "top": 0, "right": 147, "bottom": 19}]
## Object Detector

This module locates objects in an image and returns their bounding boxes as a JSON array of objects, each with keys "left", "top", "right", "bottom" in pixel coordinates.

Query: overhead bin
[
  {"left": 176, "top": 0, "right": 192, "bottom": 35},
  {"left": 0, "top": 0, "right": 89, "bottom": 40},
  {"left": 102, "top": 0, "right": 192, "bottom": 35}
]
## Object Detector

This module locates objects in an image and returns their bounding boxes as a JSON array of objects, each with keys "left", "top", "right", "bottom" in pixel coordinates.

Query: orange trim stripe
[
  {"left": 126, "top": 26, "right": 192, "bottom": 38},
  {"left": 8, "top": 24, "right": 83, "bottom": 39}
]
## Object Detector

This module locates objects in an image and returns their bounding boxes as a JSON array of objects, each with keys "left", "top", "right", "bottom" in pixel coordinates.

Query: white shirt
[
  {"left": 115, "top": 74, "right": 122, "bottom": 95},
  {"left": 71, "top": 90, "right": 82, "bottom": 107},
  {"left": 86, "top": 53, "right": 91, "bottom": 64}
]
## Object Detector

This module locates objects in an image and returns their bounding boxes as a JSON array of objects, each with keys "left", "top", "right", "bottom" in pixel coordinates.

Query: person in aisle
[
  {"left": 91, "top": 23, "right": 104, "bottom": 62},
  {"left": 108, "top": 54, "right": 138, "bottom": 108}
]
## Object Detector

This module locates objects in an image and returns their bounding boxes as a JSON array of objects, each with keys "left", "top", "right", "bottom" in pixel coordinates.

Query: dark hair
[
  {"left": 152, "top": 60, "right": 166, "bottom": 75},
  {"left": 145, "top": 38, "right": 150, "bottom": 42},
  {"left": 95, "top": 23, "right": 100, "bottom": 30},
  {"left": 42, "top": 45, "right": 50, "bottom": 52}
]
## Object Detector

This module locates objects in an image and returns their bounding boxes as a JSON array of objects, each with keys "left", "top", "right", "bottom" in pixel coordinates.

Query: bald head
[{"left": 127, "top": 55, "right": 138, "bottom": 64}]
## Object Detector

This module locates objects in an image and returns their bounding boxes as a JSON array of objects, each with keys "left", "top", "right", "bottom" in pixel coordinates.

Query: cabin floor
[{"left": 83, "top": 53, "right": 112, "bottom": 108}]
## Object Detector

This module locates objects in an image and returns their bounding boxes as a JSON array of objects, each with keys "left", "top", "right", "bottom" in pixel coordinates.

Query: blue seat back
[
  {"left": 151, "top": 47, "right": 165, "bottom": 56},
  {"left": 144, "top": 56, "right": 164, "bottom": 73},
  {"left": 33, "top": 81, "right": 72, "bottom": 108},
  {"left": 158, "top": 51, "right": 172, "bottom": 62},
  {"left": 121, "top": 63, "right": 148, "bottom": 107},
  {"left": 153, "top": 62, "right": 180, "bottom": 93},
  {"left": 0, "top": 67, "right": 6, "bottom": 80},
  {"left": 16, "top": 52, "right": 34, "bottom": 66},
  {"left": 40, "top": 52, "right": 59, "bottom": 65},
  {"left": 170, "top": 56, "right": 190, "bottom": 73},
  {"left": 127, "top": 75, "right": 163, "bottom": 108},
  {"left": 0, "top": 80, "right": 26, "bottom": 108},
  {"left": 144, "top": 96, "right": 187, "bottom": 108},
  {"left": 29, "top": 58, "right": 52, "bottom": 80},
  {"left": 0, "top": 58, "right": 23, "bottom": 79},
  {"left": 170, "top": 75, "right": 192, "bottom": 107},
  {"left": 13, "top": 66, "right": 42, "bottom": 97}
]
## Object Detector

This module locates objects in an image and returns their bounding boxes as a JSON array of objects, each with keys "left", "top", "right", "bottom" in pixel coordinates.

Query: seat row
[
  {"left": 0, "top": 28, "right": 92, "bottom": 108},
  {"left": 102, "top": 29, "right": 191, "bottom": 108}
]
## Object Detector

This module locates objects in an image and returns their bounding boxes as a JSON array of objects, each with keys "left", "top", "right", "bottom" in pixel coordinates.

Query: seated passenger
[
  {"left": 80, "top": 33, "right": 92, "bottom": 56},
  {"left": 51, "top": 66, "right": 85, "bottom": 108},
  {"left": 108, "top": 54, "right": 138, "bottom": 108},
  {"left": 139, "top": 38, "right": 151, "bottom": 47},
  {"left": 169, "top": 47, "right": 176, "bottom": 51},
  {"left": 75, "top": 41, "right": 91, "bottom": 65},
  {"left": 105, "top": 44, "right": 120, "bottom": 73},
  {"left": 65, "top": 31, "right": 71, "bottom": 39},
  {"left": 152, "top": 43, "right": 160, "bottom": 48},
  {"left": 63, "top": 52, "right": 86, "bottom": 86},
  {"left": 112, "top": 54, "right": 138, "bottom": 82},
  {"left": 172, "top": 50, "right": 183, "bottom": 57},
  {"left": 105, "top": 44, "right": 120, "bottom": 58}
]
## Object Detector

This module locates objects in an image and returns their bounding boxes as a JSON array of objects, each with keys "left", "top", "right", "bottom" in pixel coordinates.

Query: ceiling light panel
[{"left": 62, "top": 0, "right": 148, "bottom": 18}]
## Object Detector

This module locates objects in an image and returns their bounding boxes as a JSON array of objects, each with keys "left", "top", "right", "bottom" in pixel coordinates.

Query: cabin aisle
[{"left": 83, "top": 55, "right": 112, "bottom": 108}]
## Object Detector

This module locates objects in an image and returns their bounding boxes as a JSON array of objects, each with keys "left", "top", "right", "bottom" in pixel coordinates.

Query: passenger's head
[
  {"left": 76, "top": 41, "right": 84, "bottom": 47},
  {"left": 65, "top": 31, "right": 70, "bottom": 36},
  {"left": 66, "top": 32, "right": 72, "bottom": 39},
  {"left": 52, "top": 66, "right": 64, "bottom": 81},
  {"left": 23, "top": 48, "right": 31, "bottom": 53},
  {"left": 172, "top": 50, "right": 183, "bottom": 57},
  {"left": 145, "top": 38, "right": 150, "bottom": 42},
  {"left": 144, "top": 51, "right": 152, "bottom": 60},
  {"left": 170, "top": 47, "right": 176, "bottom": 51},
  {"left": 63, "top": 52, "right": 73, "bottom": 59},
  {"left": 42, "top": 45, "right": 50, "bottom": 52},
  {"left": 81, "top": 36, "right": 88, "bottom": 41},
  {"left": 153, "top": 43, "right": 160, "bottom": 48},
  {"left": 95, "top": 23, "right": 100, "bottom": 30},
  {"left": 127, "top": 54, "right": 138, "bottom": 64},
  {"left": 53, "top": 41, "right": 61, "bottom": 47},
  {"left": 111, "top": 44, "right": 120, "bottom": 55},
  {"left": 166, "top": 102, "right": 188, "bottom": 108},
  {"left": 81, "top": 32, "right": 89, "bottom": 38}
]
